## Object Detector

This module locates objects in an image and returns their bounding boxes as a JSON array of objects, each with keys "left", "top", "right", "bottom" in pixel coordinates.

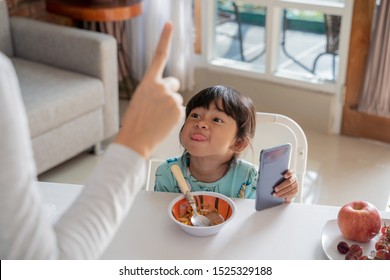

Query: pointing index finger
[{"left": 145, "top": 22, "right": 173, "bottom": 80}]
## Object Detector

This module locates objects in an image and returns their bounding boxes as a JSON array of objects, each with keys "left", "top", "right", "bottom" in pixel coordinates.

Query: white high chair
[{"left": 145, "top": 110, "right": 308, "bottom": 203}]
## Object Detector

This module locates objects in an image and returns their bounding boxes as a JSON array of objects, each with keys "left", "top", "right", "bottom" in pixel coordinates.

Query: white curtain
[{"left": 127, "top": 0, "right": 195, "bottom": 92}]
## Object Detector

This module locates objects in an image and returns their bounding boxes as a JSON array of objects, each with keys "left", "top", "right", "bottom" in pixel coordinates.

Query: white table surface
[
  {"left": 39, "top": 181, "right": 83, "bottom": 218},
  {"left": 37, "top": 181, "right": 390, "bottom": 260}
]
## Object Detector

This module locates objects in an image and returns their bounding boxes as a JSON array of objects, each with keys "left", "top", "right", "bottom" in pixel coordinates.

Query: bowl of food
[{"left": 168, "top": 191, "right": 236, "bottom": 237}]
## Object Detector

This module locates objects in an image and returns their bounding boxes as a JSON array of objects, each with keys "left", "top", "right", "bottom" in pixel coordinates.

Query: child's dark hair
[{"left": 185, "top": 85, "right": 256, "bottom": 145}]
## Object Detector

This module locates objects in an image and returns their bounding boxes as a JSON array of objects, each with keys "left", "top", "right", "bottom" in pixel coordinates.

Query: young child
[{"left": 154, "top": 85, "right": 298, "bottom": 200}]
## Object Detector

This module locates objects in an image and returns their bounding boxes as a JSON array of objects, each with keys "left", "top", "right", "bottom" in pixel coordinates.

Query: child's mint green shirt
[{"left": 154, "top": 154, "right": 258, "bottom": 199}]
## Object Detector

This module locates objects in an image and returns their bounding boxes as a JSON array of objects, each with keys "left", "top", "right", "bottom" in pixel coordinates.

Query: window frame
[{"left": 198, "top": 0, "right": 354, "bottom": 95}]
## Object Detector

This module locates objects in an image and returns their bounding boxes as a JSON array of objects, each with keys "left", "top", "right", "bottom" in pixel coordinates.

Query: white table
[
  {"left": 39, "top": 181, "right": 83, "bottom": 218},
  {"left": 38, "top": 182, "right": 390, "bottom": 260}
]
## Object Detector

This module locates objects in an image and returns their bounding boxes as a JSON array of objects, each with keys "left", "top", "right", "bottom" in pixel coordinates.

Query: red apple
[{"left": 337, "top": 200, "right": 381, "bottom": 243}]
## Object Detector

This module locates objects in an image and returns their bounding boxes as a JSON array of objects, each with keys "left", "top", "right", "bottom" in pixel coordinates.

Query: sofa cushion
[{"left": 11, "top": 57, "right": 104, "bottom": 138}]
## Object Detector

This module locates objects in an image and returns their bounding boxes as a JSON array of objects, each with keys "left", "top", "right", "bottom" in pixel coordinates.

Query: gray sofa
[{"left": 0, "top": 0, "right": 119, "bottom": 174}]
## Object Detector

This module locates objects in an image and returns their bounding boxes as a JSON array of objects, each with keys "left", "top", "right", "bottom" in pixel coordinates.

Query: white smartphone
[{"left": 255, "top": 143, "right": 291, "bottom": 211}]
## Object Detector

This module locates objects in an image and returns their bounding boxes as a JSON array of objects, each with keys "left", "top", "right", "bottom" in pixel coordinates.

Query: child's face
[{"left": 181, "top": 99, "right": 239, "bottom": 160}]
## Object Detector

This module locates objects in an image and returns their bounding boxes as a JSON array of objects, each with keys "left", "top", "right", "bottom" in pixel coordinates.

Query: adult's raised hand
[{"left": 115, "top": 22, "right": 184, "bottom": 158}]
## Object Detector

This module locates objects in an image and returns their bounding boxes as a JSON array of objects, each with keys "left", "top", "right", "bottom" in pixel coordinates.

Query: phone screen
[{"left": 255, "top": 144, "right": 291, "bottom": 211}]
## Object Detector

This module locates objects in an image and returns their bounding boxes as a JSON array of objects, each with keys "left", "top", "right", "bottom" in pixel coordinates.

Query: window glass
[
  {"left": 277, "top": 8, "right": 342, "bottom": 81},
  {"left": 215, "top": 1, "right": 267, "bottom": 69},
  {"left": 210, "top": 0, "right": 349, "bottom": 88}
]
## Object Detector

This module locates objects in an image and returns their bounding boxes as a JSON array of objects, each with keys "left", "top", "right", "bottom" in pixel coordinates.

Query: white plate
[{"left": 321, "top": 219, "right": 389, "bottom": 260}]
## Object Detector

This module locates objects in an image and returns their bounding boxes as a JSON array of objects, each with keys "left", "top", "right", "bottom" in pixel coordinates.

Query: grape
[
  {"left": 345, "top": 244, "right": 363, "bottom": 260},
  {"left": 375, "top": 241, "right": 388, "bottom": 251},
  {"left": 337, "top": 241, "right": 350, "bottom": 254},
  {"left": 374, "top": 249, "right": 390, "bottom": 260}
]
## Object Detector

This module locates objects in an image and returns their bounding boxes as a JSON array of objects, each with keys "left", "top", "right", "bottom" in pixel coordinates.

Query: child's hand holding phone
[{"left": 272, "top": 169, "right": 298, "bottom": 203}]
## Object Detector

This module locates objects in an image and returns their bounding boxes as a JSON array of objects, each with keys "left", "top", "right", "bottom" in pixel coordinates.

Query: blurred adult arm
[{"left": 0, "top": 22, "right": 183, "bottom": 259}]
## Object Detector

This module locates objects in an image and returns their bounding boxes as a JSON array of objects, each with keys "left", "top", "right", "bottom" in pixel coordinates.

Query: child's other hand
[{"left": 273, "top": 169, "right": 298, "bottom": 203}]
